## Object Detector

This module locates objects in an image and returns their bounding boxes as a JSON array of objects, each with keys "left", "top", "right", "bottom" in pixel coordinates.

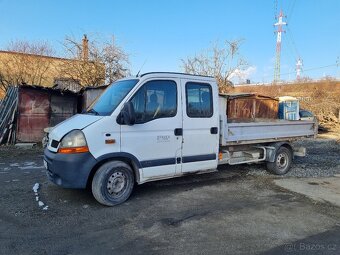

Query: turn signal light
[
  {"left": 105, "top": 139, "right": 116, "bottom": 144},
  {"left": 58, "top": 146, "right": 89, "bottom": 154}
]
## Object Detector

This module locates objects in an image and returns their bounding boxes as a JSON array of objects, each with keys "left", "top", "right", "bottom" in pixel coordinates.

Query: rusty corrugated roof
[{"left": 220, "top": 93, "right": 279, "bottom": 101}]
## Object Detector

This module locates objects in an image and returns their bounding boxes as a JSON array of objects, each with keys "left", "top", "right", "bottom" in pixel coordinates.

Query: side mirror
[{"left": 117, "top": 101, "right": 135, "bottom": 126}]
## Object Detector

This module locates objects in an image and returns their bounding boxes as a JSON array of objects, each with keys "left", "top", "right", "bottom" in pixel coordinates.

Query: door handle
[
  {"left": 210, "top": 127, "right": 218, "bottom": 134},
  {"left": 174, "top": 128, "right": 183, "bottom": 136}
]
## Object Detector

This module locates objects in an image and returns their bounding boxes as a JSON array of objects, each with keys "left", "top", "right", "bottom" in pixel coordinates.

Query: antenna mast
[{"left": 274, "top": 9, "right": 287, "bottom": 83}]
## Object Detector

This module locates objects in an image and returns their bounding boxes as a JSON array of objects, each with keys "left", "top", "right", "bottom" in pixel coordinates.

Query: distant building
[{"left": 0, "top": 35, "right": 105, "bottom": 94}]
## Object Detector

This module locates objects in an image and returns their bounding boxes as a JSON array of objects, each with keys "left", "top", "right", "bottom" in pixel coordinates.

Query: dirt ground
[{"left": 0, "top": 137, "right": 340, "bottom": 255}]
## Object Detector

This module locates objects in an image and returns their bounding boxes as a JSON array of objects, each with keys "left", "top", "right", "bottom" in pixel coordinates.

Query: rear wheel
[
  {"left": 266, "top": 146, "right": 293, "bottom": 175},
  {"left": 92, "top": 161, "right": 134, "bottom": 206}
]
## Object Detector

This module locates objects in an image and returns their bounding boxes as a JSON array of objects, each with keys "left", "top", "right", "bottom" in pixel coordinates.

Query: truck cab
[{"left": 44, "top": 73, "right": 220, "bottom": 206}]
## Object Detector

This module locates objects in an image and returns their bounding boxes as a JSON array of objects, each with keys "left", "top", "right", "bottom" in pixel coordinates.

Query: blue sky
[{"left": 0, "top": 0, "right": 339, "bottom": 83}]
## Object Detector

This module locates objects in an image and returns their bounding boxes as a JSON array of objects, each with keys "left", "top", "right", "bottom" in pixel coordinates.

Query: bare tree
[
  {"left": 0, "top": 40, "right": 54, "bottom": 92},
  {"left": 61, "top": 35, "right": 129, "bottom": 87},
  {"left": 182, "top": 39, "right": 248, "bottom": 93},
  {"left": 102, "top": 38, "right": 129, "bottom": 84}
]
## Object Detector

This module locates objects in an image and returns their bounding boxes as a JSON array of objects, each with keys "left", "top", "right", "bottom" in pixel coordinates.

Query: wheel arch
[
  {"left": 265, "top": 141, "right": 293, "bottom": 163},
  {"left": 86, "top": 152, "right": 142, "bottom": 188}
]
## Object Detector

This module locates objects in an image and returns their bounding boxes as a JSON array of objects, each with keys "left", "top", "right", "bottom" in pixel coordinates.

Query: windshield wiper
[{"left": 86, "top": 108, "right": 99, "bottom": 115}]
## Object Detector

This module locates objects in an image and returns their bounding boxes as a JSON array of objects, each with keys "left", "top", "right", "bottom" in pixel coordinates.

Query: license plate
[{"left": 43, "top": 160, "right": 48, "bottom": 169}]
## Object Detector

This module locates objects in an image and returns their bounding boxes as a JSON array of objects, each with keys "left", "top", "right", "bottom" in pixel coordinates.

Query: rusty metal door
[{"left": 16, "top": 89, "right": 49, "bottom": 142}]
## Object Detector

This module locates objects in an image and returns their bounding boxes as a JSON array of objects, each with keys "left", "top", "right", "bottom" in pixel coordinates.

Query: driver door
[{"left": 120, "top": 78, "right": 183, "bottom": 179}]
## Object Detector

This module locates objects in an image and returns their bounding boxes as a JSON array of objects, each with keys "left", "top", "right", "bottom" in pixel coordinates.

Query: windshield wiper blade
[{"left": 86, "top": 108, "right": 99, "bottom": 115}]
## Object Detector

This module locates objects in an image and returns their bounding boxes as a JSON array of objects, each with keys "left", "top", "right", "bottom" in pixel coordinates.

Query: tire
[
  {"left": 266, "top": 146, "right": 293, "bottom": 175},
  {"left": 92, "top": 161, "right": 134, "bottom": 206}
]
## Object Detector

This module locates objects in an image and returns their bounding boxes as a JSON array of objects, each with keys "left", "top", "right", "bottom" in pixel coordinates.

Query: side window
[
  {"left": 186, "top": 82, "right": 213, "bottom": 118},
  {"left": 130, "top": 80, "right": 177, "bottom": 124}
]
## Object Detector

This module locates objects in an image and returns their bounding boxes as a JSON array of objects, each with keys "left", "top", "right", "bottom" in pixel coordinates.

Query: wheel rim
[
  {"left": 276, "top": 153, "right": 288, "bottom": 169},
  {"left": 107, "top": 171, "right": 126, "bottom": 196}
]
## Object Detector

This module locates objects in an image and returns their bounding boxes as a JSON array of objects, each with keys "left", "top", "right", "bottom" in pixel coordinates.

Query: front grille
[{"left": 51, "top": 140, "right": 59, "bottom": 148}]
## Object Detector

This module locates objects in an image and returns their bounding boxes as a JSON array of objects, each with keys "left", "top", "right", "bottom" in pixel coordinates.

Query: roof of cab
[{"left": 139, "top": 72, "right": 216, "bottom": 82}]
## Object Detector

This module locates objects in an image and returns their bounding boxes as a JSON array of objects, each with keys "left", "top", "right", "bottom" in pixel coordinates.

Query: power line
[
  {"left": 280, "top": 64, "right": 337, "bottom": 77},
  {"left": 286, "top": 26, "right": 300, "bottom": 58},
  {"left": 303, "top": 64, "right": 337, "bottom": 73},
  {"left": 287, "top": 0, "right": 297, "bottom": 23},
  {"left": 285, "top": 29, "right": 298, "bottom": 60},
  {"left": 284, "top": 37, "right": 298, "bottom": 67},
  {"left": 262, "top": 63, "right": 337, "bottom": 79}
]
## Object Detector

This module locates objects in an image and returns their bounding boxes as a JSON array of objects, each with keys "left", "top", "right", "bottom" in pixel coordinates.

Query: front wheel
[
  {"left": 266, "top": 146, "right": 293, "bottom": 175},
  {"left": 92, "top": 161, "right": 134, "bottom": 206}
]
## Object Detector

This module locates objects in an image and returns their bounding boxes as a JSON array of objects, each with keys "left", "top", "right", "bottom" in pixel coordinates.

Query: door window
[
  {"left": 130, "top": 80, "right": 177, "bottom": 124},
  {"left": 186, "top": 82, "right": 213, "bottom": 118}
]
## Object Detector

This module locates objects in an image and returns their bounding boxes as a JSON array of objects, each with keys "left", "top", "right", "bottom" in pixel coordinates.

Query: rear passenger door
[{"left": 181, "top": 79, "right": 219, "bottom": 173}]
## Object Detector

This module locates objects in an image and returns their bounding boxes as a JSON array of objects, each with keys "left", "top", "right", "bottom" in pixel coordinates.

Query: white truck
[{"left": 44, "top": 72, "right": 317, "bottom": 206}]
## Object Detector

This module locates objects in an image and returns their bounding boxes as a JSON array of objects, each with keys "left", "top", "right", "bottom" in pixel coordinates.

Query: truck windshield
[{"left": 87, "top": 79, "right": 139, "bottom": 116}]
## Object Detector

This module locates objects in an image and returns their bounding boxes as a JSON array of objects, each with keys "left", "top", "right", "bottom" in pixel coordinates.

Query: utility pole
[
  {"left": 274, "top": 9, "right": 287, "bottom": 83},
  {"left": 296, "top": 58, "right": 303, "bottom": 81}
]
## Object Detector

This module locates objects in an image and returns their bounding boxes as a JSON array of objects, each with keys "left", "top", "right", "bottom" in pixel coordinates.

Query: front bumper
[{"left": 44, "top": 148, "right": 97, "bottom": 189}]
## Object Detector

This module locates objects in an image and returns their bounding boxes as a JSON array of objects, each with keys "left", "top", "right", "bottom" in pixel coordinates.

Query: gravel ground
[
  {"left": 245, "top": 138, "right": 340, "bottom": 178},
  {"left": 288, "top": 139, "right": 340, "bottom": 177}
]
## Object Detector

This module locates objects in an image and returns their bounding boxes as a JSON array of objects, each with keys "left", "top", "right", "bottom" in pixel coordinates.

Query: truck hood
[{"left": 49, "top": 114, "right": 103, "bottom": 142}]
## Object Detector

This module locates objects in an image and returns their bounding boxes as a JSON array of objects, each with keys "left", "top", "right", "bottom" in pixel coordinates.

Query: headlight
[{"left": 58, "top": 130, "right": 89, "bottom": 154}]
